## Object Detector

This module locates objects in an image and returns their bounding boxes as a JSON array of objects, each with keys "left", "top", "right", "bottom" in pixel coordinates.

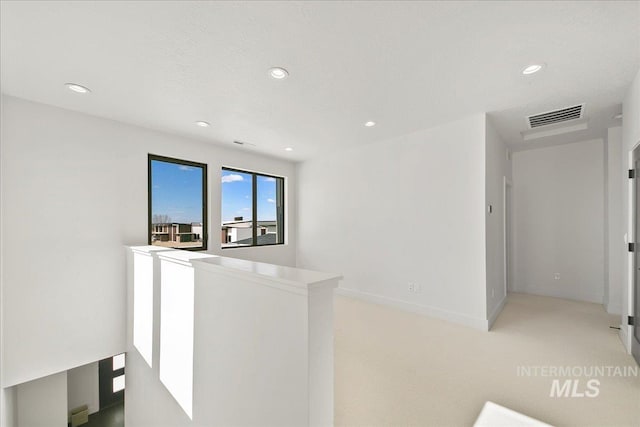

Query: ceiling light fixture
[
  {"left": 65, "top": 83, "right": 91, "bottom": 93},
  {"left": 195, "top": 121, "right": 210, "bottom": 127},
  {"left": 285, "top": 147, "right": 293, "bottom": 152},
  {"left": 521, "top": 63, "right": 545, "bottom": 75},
  {"left": 269, "top": 67, "right": 289, "bottom": 79},
  {"left": 613, "top": 113, "right": 623, "bottom": 120},
  {"left": 365, "top": 121, "right": 376, "bottom": 127}
]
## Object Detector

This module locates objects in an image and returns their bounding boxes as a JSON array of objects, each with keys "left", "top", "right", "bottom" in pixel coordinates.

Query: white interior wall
[
  {"left": 511, "top": 139, "right": 605, "bottom": 304},
  {"left": 607, "top": 126, "right": 624, "bottom": 315},
  {"left": 125, "top": 249, "right": 339, "bottom": 427},
  {"left": 0, "top": 387, "right": 15, "bottom": 427},
  {"left": 67, "top": 362, "right": 99, "bottom": 415},
  {"left": 0, "top": 96, "right": 10, "bottom": 427},
  {"left": 621, "top": 68, "right": 640, "bottom": 351},
  {"left": 0, "top": 95, "right": 297, "bottom": 388},
  {"left": 16, "top": 371, "right": 67, "bottom": 427},
  {"left": 485, "top": 117, "right": 512, "bottom": 327},
  {"left": 296, "top": 114, "right": 489, "bottom": 329}
]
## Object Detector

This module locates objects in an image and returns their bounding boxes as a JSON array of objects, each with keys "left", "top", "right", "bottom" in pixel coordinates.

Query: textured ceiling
[{"left": 1, "top": 1, "right": 639, "bottom": 160}]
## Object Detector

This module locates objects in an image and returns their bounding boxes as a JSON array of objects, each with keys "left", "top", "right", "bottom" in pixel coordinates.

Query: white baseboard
[
  {"left": 487, "top": 295, "right": 507, "bottom": 330},
  {"left": 516, "top": 286, "right": 603, "bottom": 305},
  {"left": 335, "top": 287, "right": 488, "bottom": 331}
]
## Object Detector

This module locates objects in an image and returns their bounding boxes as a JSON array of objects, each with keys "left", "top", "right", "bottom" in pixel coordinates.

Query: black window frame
[
  {"left": 221, "top": 166, "right": 285, "bottom": 249},
  {"left": 148, "top": 154, "right": 208, "bottom": 251}
]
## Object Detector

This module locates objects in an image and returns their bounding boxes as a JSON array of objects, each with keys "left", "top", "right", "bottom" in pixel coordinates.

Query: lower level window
[
  {"left": 98, "top": 354, "right": 125, "bottom": 409},
  {"left": 221, "top": 168, "right": 284, "bottom": 248}
]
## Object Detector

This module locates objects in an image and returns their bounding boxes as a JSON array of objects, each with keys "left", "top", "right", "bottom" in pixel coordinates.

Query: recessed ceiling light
[
  {"left": 613, "top": 113, "right": 623, "bottom": 120},
  {"left": 285, "top": 147, "right": 293, "bottom": 152},
  {"left": 65, "top": 83, "right": 91, "bottom": 93},
  {"left": 365, "top": 121, "right": 376, "bottom": 127},
  {"left": 195, "top": 121, "right": 210, "bottom": 127},
  {"left": 521, "top": 64, "right": 545, "bottom": 75},
  {"left": 269, "top": 67, "right": 289, "bottom": 79}
]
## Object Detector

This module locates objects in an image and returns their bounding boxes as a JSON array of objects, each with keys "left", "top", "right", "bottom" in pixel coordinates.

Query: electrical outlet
[
  {"left": 554, "top": 273, "right": 560, "bottom": 280},
  {"left": 408, "top": 282, "right": 416, "bottom": 292}
]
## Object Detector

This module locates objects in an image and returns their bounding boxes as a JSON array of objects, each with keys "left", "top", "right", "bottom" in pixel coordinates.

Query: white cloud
[
  {"left": 262, "top": 177, "right": 276, "bottom": 182},
  {"left": 241, "top": 207, "right": 250, "bottom": 211},
  {"left": 221, "top": 174, "right": 244, "bottom": 183},
  {"left": 267, "top": 198, "right": 275, "bottom": 203},
  {"left": 178, "top": 165, "right": 195, "bottom": 171}
]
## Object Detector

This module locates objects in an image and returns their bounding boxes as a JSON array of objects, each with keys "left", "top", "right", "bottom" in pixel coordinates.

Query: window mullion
[
  {"left": 276, "top": 177, "right": 284, "bottom": 244},
  {"left": 252, "top": 173, "right": 258, "bottom": 246}
]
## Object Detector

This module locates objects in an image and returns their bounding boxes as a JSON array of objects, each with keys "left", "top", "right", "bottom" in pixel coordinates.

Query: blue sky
[
  {"left": 151, "top": 162, "right": 277, "bottom": 224},
  {"left": 222, "top": 170, "right": 277, "bottom": 222},
  {"left": 151, "top": 160, "right": 203, "bottom": 223}
]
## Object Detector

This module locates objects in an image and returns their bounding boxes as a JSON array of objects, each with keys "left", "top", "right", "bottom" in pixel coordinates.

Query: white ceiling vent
[{"left": 527, "top": 104, "right": 584, "bottom": 129}]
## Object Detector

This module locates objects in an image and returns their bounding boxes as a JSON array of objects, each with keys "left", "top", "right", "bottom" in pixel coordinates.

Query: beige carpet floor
[{"left": 334, "top": 292, "right": 640, "bottom": 427}]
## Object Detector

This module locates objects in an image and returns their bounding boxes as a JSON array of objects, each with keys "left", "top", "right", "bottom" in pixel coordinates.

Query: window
[
  {"left": 221, "top": 167, "right": 284, "bottom": 248},
  {"left": 148, "top": 155, "right": 208, "bottom": 250},
  {"left": 113, "top": 375, "right": 125, "bottom": 393},
  {"left": 98, "top": 353, "right": 125, "bottom": 409},
  {"left": 113, "top": 353, "right": 125, "bottom": 370},
  {"left": 112, "top": 354, "right": 126, "bottom": 393}
]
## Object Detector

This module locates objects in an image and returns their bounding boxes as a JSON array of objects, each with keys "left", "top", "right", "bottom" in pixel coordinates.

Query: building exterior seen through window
[
  {"left": 148, "top": 154, "right": 208, "bottom": 250},
  {"left": 221, "top": 167, "right": 284, "bottom": 248}
]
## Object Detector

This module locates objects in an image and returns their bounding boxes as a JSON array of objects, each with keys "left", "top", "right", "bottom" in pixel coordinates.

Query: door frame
[
  {"left": 503, "top": 176, "right": 513, "bottom": 296},
  {"left": 630, "top": 142, "right": 640, "bottom": 364}
]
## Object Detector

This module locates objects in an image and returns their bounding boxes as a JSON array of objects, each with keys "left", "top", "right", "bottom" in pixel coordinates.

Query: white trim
[
  {"left": 625, "top": 142, "right": 640, "bottom": 354},
  {"left": 619, "top": 325, "right": 629, "bottom": 351},
  {"left": 335, "top": 287, "right": 489, "bottom": 331},
  {"left": 512, "top": 286, "right": 604, "bottom": 305},
  {"left": 503, "top": 176, "right": 512, "bottom": 296},
  {"left": 487, "top": 295, "right": 507, "bottom": 330},
  {"left": 631, "top": 140, "right": 640, "bottom": 356}
]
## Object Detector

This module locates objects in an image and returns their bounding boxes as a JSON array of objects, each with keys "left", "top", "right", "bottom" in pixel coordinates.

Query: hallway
[{"left": 334, "top": 293, "right": 639, "bottom": 427}]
